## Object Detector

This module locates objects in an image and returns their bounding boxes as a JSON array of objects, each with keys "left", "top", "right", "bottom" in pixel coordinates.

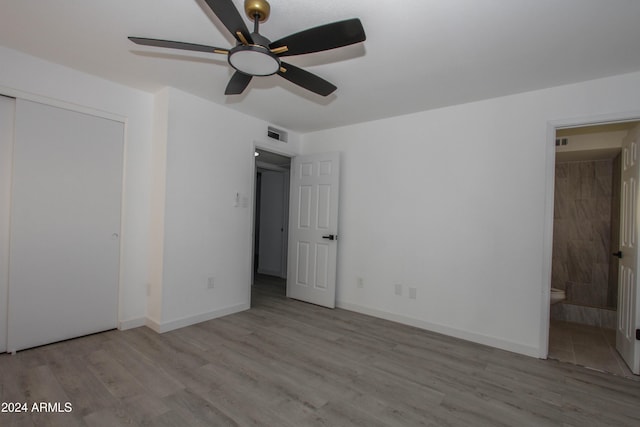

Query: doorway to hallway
[{"left": 252, "top": 149, "right": 291, "bottom": 295}]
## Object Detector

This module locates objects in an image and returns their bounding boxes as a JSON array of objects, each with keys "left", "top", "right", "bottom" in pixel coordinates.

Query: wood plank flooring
[{"left": 1, "top": 276, "right": 640, "bottom": 426}]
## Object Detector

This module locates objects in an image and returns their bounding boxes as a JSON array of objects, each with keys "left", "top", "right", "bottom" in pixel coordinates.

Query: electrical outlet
[
  {"left": 409, "top": 287, "right": 417, "bottom": 299},
  {"left": 207, "top": 277, "right": 215, "bottom": 289},
  {"left": 357, "top": 277, "right": 364, "bottom": 288},
  {"left": 394, "top": 283, "right": 402, "bottom": 296}
]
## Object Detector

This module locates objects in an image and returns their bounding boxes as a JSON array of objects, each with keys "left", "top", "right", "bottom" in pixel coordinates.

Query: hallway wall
[{"left": 147, "top": 88, "right": 301, "bottom": 332}]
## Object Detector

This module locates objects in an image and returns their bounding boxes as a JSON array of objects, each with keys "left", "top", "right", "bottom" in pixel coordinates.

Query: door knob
[
  {"left": 322, "top": 234, "right": 336, "bottom": 241},
  {"left": 612, "top": 251, "right": 623, "bottom": 258}
]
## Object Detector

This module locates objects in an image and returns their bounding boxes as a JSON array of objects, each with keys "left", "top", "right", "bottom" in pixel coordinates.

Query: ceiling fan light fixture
[
  {"left": 128, "top": 0, "right": 366, "bottom": 96},
  {"left": 228, "top": 44, "right": 280, "bottom": 76}
]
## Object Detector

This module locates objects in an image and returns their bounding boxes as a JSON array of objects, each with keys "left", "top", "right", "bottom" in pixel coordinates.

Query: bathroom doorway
[
  {"left": 548, "top": 121, "right": 639, "bottom": 379},
  {"left": 252, "top": 148, "right": 291, "bottom": 297}
]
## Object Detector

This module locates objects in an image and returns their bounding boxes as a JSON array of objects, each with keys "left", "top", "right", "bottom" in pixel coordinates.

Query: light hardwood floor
[{"left": 1, "top": 276, "right": 640, "bottom": 426}]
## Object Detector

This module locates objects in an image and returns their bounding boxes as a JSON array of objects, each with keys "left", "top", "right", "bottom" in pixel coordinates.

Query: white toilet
[{"left": 550, "top": 287, "right": 566, "bottom": 304}]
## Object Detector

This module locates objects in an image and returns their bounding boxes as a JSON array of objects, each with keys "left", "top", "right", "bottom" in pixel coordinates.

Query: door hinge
[{"left": 636, "top": 329, "right": 640, "bottom": 340}]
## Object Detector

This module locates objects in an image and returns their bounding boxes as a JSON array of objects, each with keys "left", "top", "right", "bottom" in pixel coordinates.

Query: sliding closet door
[
  {"left": 0, "top": 95, "right": 15, "bottom": 353},
  {"left": 7, "top": 99, "right": 123, "bottom": 352}
]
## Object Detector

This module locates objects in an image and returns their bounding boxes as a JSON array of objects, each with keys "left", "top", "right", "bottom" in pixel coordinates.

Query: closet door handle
[{"left": 612, "top": 251, "right": 623, "bottom": 259}]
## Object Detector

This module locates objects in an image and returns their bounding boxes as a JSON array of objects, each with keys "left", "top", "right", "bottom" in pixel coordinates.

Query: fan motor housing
[{"left": 245, "top": 0, "right": 271, "bottom": 22}]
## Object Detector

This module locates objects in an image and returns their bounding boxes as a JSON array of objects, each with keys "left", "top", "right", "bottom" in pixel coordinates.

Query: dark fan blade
[
  {"left": 278, "top": 62, "right": 336, "bottom": 96},
  {"left": 225, "top": 71, "right": 253, "bottom": 95},
  {"left": 269, "top": 18, "right": 365, "bottom": 57},
  {"left": 203, "top": 0, "right": 253, "bottom": 45},
  {"left": 128, "top": 37, "right": 228, "bottom": 54}
]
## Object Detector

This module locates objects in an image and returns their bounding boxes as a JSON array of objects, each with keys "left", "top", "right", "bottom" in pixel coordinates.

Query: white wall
[
  {"left": 147, "top": 88, "right": 169, "bottom": 325},
  {"left": 555, "top": 130, "right": 627, "bottom": 163},
  {"left": 301, "top": 71, "right": 640, "bottom": 357},
  {"left": 0, "top": 47, "right": 154, "bottom": 328},
  {"left": 148, "top": 88, "right": 301, "bottom": 332},
  {"left": 556, "top": 131, "right": 627, "bottom": 154}
]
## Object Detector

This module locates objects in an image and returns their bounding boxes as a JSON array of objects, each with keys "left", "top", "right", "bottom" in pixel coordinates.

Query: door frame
[
  {"left": 541, "top": 111, "right": 640, "bottom": 359},
  {"left": 249, "top": 144, "right": 293, "bottom": 291}
]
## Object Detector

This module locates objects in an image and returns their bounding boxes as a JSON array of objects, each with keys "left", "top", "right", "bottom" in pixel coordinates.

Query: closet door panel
[
  {"left": 7, "top": 99, "right": 123, "bottom": 352},
  {"left": 0, "top": 95, "right": 15, "bottom": 353}
]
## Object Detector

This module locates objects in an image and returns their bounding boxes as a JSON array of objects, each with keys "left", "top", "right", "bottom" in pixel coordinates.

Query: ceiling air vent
[
  {"left": 267, "top": 126, "right": 288, "bottom": 143},
  {"left": 555, "top": 138, "right": 568, "bottom": 147}
]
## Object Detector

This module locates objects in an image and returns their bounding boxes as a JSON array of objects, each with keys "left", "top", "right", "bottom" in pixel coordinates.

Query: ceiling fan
[{"left": 129, "top": 0, "right": 366, "bottom": 96}]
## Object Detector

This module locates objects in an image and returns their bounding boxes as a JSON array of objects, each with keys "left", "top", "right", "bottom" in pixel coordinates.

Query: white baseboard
[
  {"left": 256, "top": 268, "right": 283, "bottom": 278},
  {"left": 145, "top": 302, "right": 250, "bottom": 334},
  {"left": 336, "top": 301, "right": 540, "bottom": 358},
  {"left": 145, "top": 316, "right": 162, "bottom": 333},
  {"left": 118, "top": 317, "right": 146, "bottom": 330}
]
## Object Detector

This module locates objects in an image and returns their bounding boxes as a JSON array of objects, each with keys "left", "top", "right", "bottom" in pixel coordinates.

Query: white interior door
[
  {"left": 617, "top": 123, "right": 640, "bottom": 375},
  {"left": 0, "top": 95, "right": 15, "bottom": 353},
  {"left": 7, "top": 99, "right": 123, "bottom": 352},
  {"left": 287, "top": 152, "right": 340, "bottom": 308}
]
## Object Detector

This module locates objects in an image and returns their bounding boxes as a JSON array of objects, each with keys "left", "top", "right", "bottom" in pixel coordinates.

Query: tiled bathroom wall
[
  {"left": 552, "top": 156, "right": 621, "bottom": 327},
  {"left": 550, "top": 302, "right": 616, "bottom": 329}
]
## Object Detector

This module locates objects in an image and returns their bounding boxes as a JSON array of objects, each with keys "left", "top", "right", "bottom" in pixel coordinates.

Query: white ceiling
[{"left": 1, "top": 0, "right": 640, "bottom": 133}]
